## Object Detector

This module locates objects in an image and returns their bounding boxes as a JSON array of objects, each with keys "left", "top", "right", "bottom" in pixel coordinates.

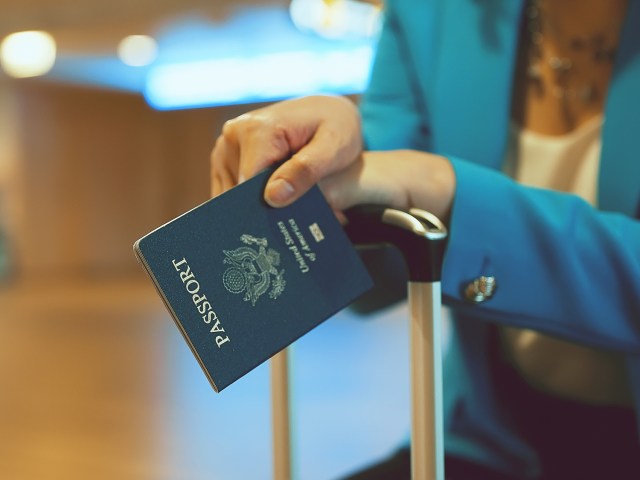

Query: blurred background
[{"left": 0, "top": 1, "right": 418, "bottom": 479}]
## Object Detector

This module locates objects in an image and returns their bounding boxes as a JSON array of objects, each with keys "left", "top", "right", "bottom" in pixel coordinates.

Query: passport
[{"left": 134, "top": 167, "right": 373, "bottom": 392}]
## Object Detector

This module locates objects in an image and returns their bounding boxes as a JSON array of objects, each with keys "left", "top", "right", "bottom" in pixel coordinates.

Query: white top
[
  {"left": 503, "top": 115, "right": 603, "bottom": 206},
  {"left": 500, "top": 115, "right": 632, "bottom": 406}
]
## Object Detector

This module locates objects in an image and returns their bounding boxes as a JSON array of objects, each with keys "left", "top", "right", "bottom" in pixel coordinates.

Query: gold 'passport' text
[{"left": 172, "top": 257, "right": 230, "bottom": 348}]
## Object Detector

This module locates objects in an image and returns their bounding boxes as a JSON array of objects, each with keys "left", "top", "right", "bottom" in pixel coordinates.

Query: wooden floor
[{"left": 0, "top": 276, "right": 414, "bottom": 480}]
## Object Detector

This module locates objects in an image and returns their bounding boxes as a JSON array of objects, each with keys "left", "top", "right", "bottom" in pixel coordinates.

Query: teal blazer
[{"left": 360, "top": 0, "right": 640, "bottom": 475}]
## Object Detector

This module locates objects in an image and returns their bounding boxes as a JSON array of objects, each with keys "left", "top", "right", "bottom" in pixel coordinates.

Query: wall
[{"left": 7, "top": 81, "right": 254, "bottom": 279}]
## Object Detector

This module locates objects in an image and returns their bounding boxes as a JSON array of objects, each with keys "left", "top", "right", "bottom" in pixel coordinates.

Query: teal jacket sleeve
[{"left": 444, "top": 158, "right": 640, "bottom": 353}]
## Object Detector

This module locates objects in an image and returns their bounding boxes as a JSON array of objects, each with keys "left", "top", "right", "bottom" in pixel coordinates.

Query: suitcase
[{"left": 270, "top": 206, "right": 448, "bottom": 480}]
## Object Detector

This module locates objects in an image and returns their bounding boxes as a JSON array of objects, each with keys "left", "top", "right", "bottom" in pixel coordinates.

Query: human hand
[
  {"left": 210, "top": 95, "right": 362, "bottom": 207},
  {"left": 320, "top": 149, "right": 456, "bottom": 224}
]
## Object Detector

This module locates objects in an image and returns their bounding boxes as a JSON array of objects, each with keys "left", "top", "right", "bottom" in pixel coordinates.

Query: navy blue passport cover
[{"left": 134, "top": 168, "right": 373, "bottom": 392}]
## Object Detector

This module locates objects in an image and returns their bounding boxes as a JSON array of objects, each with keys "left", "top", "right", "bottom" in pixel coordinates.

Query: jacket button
[{"left": 464, "top": 276, "right": 497, "bottom": 303}]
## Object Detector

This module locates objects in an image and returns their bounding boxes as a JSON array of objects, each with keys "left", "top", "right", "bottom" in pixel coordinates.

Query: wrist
[{"left": 400, "top": 151, "right": 456, "bottom": 225}]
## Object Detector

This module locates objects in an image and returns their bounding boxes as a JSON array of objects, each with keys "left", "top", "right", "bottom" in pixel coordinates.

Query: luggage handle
[{"left": 271, "top": 205, "right": 448, "bottom": 480}]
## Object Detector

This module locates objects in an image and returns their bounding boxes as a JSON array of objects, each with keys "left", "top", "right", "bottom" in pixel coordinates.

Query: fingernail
[
  {"left": 238, "top": 173, "right": 246, "bottom": 183},
  {"left": 265, "top": 178, "right": 295, "bottom": 207}
]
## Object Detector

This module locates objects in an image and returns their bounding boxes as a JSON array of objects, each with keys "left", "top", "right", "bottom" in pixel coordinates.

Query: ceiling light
[
  {"left": 0, "top": 31, "right": 56, "bottom": 78},
  {"left": 118, "top": 35, "right": 158, "bottom": 67},
  {"left": 290, "top": 0, "right": 381, "bottom": 39}
]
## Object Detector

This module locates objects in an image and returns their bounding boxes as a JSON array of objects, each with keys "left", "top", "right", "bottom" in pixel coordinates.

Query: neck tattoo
[{"left": 525, "top": 0, "right": 622, "bottom": 127}]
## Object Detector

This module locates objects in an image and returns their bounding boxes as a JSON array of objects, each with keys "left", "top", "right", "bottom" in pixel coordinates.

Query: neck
[{"left": 538, "top": 0, "right": 628, "bottom": 46}]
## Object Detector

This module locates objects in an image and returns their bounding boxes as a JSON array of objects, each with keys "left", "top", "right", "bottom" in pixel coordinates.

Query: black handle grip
[{"left": 344, "top": 205, "right": 448, "bottom": 283}]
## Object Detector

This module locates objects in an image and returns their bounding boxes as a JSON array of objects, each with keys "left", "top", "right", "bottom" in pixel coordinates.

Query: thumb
[{"left": 264, "top": 127, "right": 360, "bottom": 207}]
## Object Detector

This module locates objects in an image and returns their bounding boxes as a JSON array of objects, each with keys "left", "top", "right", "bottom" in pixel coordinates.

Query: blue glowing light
[
  {"left": 43, "top": 6, "right": 378, "bottom": 109},
  {"left": 144, "top": 46, "right": 374, "bottom": 110}
]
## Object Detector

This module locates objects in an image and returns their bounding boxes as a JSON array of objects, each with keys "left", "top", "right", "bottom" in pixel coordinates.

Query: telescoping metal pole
[
  {"left": 270, "top": 206, "right": 447, "bottom": 480},
  {"left": 271, "top": 348, "right": 291, "bottom": 480},
  {"left": 407, "top": 209, "right": 447, "bottom": 480},
  {"left": 345, "top": 206, "right": 448, "bottom": 480}
]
